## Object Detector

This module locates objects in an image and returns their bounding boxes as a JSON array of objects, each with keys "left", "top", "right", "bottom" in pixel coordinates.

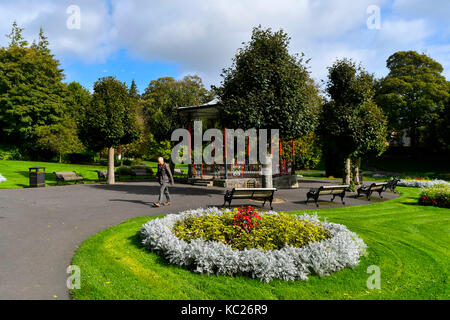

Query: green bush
[
  {"left": 419, "top": 184, "right": 450, "bottom": 208},
  {"left": 0, "top": 146, "right": 25, "bottom": 160},
  {"left": 67, "top": 152, "right": 96, "bottom": 164},
  {"left": 115, "top": 165, "right": 154, "bottom": 176},
  {"left": 282, "top": 134, "right": 322, "bottom": 170},
  {"left": 99, "top": 158, "right": 120, "bottom": 166},
  {"left": 172, "top": 209, "right": 330, "bottom": 251}
]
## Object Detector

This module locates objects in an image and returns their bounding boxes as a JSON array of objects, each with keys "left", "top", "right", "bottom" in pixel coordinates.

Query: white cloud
[
  {"left": 110, "top": 0, "right": 386, "bottom": 85},
  {"left": 0, "top": 0, "right": 114, "bottom": 62},
  {"left": 0, "top": 0, "right": 448, "bottom": 85}
]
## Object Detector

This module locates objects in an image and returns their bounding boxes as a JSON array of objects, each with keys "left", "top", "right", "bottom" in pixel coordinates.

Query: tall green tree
[
  {"left": 65, "top": 81, "right": 91, "bottom": 124},
  {"left": 319, "top": 59, "right": 388, "bottom": 186},
  {"left": 117, "top": 80, "right": 144, "bottom": 164},
  {"left": 80, "top": 77, "right": 140, "bottom": 184},
  {"left": 375, "top": 51, "right": 449, "bottom": 148},
  {"left": 142, "top": 75, "right": 212, "bottom": 142},
  {"left": 215, "top": 26, "right": 320, "bottom": 139},
  {"left": 0, "top": 23, "right": 68, "bottom": 157}
]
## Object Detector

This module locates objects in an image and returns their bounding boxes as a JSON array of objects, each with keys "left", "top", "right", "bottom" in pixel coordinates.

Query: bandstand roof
[{"left": 178, "top": 98, "right": 220, "bottom": 120}]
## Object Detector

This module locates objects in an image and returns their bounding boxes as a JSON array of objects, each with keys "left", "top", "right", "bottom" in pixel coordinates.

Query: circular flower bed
[{"left": 140, "top": 207, "right": 367, "bottom": 282}]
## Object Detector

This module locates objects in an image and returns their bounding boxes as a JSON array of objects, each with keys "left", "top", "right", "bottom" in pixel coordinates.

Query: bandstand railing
[{"left": 190, "top": 160, "right": 294, "bottom": 179}]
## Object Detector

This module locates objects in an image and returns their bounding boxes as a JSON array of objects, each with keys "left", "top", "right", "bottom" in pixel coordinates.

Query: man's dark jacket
[{"left": 156, "top": 163, "right": 174, "bottom": 185}]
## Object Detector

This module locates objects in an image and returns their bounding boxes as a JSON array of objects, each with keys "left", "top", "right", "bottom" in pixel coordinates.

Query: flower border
[
  {"left": 398, "top": 179, "right": 449, "bottom": 188},
  {"left": 140, "top": 208, "right": 367, "bottom": 282}
]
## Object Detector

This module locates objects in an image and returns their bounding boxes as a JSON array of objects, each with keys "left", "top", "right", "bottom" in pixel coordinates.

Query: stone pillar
[{"left": 262, "top": 155, "right": 273, "bottom": 188}]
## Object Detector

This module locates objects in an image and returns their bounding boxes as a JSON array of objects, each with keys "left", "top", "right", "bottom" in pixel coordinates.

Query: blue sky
[{"left": 0, "top": 0, "right": 449, "bottom": 94}]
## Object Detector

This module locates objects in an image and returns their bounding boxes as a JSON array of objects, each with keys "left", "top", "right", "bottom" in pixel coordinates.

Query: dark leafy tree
[
  {"left": 375, "top": 51, "right": 449, "bottom": 149},
  {"left": 0, "top": 23, "right": 68, "bottom": 157},
  {"left": 319, "top": 59, "right": 388, "bottom": 186},
  {"left": 215, "top": 26, "right": 320, "bottom": 139}
]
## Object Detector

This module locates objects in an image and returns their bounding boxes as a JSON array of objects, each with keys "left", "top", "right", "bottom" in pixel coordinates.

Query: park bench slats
[
  {"left": 131, "top": 168, "right": 153, "bottom": 180},
  {"left": 223, "top": 187, "right": 277, "bottom": 209},
  {"left": 357, "top": 182, "right": 388, "bottom": 200},
  {"left": 306, "top": 185, "right": 349, "bottom": 207},
  {"left": 54, "top": 171, "right": 84, "bottom": 184}
]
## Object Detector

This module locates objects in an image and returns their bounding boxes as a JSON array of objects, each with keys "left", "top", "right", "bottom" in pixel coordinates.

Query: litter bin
[{"left": 29, "top": 167, "right": 46, "bottom": 187}]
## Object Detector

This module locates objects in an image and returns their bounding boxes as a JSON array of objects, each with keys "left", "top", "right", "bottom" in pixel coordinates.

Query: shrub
[
  {"left": 99, "top": 158, "right": 120, "bottom": 166},
  {"left": 281, "top": 134, "right": 322, "bottom": 170},
  {"left": 419, "top": 184, "right": 450, "bottom": 208},
  {"left": 398, "top": 179, "right": 450, "bottom": 188},
  {"left": 116, "top": 166, "right": 132, "bottom": 176},
  {"left": 122, "top": 158, "right": 143, "bottom": 166},
  {"left": 0, "top": 146, "right": 24, "bottom": 160},
  {"left": 115, "top": 165, "right": 154, "bottom": 176},
  {"left": 140, "top": 207, "right": 367, "bottom": 282},
  {"left": 67, "top": 152, "right": 96, "bottom": 164},
  {"left": 172, "top": 206, "right": 330, "bottom": 251}
]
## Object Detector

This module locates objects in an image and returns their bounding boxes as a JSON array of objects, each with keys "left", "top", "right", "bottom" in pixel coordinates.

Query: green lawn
[
  {"left": 71, "top": 187, "right": 449, "bottom": 300},
  {"left": 0, "top": 160, "right": 109, "bottom": 189},
  {"left": 0, "top": 160, "right": 189, "bottom": 189}
]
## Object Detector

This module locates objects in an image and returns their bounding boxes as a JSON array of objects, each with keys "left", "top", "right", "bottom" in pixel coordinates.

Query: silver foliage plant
[
  {"left": 398, "top": 179, "right": 450, "bottom": 188},
  {"left": 140, "top": 208, "right": 367, "bottom": 283}
]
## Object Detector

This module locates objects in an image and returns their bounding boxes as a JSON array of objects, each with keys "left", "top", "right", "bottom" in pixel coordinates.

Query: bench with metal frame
[
  {"left": 357, "top": 182, "right": 388, "bottom": 200},
  {"left": 223, "top": 188, "right": 277, "bottom": 210},
  {"left": 54, "top": 171, "right": 84, "bottom": 184},
  {"left": 306, "top": 185, "right": 350, "bottom": 207},
  {"left": 131, "top": 168, "right": 153, "bottom": 180},
  {"left": 384, "top": 178, "right": 400, "bottom": 193},
  {"left": 96, "top": 170, "right": 120, "bottom": 181}
]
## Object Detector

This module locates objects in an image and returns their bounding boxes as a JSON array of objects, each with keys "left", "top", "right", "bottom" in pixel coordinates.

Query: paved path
[{"left": 0, "top": 179, "right": 398, "bottom": 300}]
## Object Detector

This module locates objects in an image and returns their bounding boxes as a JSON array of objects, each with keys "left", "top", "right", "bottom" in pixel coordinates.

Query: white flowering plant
[
  {"left": 140, "top": 207, "right": 367, "bottom": 283},
  {"left": 0, "top": 173, "right": 6, "bottom": 183},
  {"left": 398, "top": 179, "right": 450, "bottom": 188}
]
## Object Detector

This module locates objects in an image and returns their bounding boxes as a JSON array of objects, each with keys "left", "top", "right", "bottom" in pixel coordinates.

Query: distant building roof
[
  {"left": 178, "top": 98, "right": 220, "bottom": 120},
  {"left": 178, "top": 98, "right": 220, "bottom": 111}
]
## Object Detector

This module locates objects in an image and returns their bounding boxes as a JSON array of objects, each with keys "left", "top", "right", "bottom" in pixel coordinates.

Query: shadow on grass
[{"left": 127, "top": 232, "right": 173, "bottom": 268}]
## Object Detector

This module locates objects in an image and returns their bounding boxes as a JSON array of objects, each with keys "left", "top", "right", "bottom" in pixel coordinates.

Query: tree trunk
[
  {"left": 107, "top": 147, "right": 115, "bottom": 185},
  {"left": 343, "top": 157, "right": 351, "bottom": 185},
  {"left": 59, "top": 154, "right": 62, "bottom": 164},
  {"left": 352, "top": 157, "right": 360, "bottom": 186}
]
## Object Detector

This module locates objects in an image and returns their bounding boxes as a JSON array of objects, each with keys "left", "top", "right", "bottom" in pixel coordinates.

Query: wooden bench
[
  {"left": 54, "top": 172, "right": 84, "bottom": 184},
  {"left": 96, "top": 170, "right": 120, "bottom": 181},
  {"left": 306, "top": 185, "right": 350, "bottom": 207},
  {"left": 131, "top": 168, "right": 153, "bottom": 180},
  {"left": 223, "top": 188, "right": 277, "bottom": 209},
  {"left": 357, "top": 182, "right": 388, "bottom": 200},
  {"left": 384, "top": 178, "right": 400, "bottom": 193}
]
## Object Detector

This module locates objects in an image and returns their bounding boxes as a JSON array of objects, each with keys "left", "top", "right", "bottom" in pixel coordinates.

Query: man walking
[{"left": 154, "top": 157, "right": 174, "bottom": 207}]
